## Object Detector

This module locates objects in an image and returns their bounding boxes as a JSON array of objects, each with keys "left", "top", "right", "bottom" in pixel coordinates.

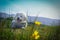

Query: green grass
[{"left": 0, "top": 18, "right": 60, "bottom": 40}]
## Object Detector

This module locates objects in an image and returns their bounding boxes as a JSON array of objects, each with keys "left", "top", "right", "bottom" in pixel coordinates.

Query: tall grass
[{"left": 0, "top": 17, "right": 60, "bottom": 40}]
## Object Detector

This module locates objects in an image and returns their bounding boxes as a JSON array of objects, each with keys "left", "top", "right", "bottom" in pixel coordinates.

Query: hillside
[{"left": 28, "top": 16, "right": 60, "bottom": 26}]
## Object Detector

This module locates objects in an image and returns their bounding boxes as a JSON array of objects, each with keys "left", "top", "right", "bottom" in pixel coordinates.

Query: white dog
[{"left": 11, "top": 13, "right": 27, "bottom": 28}]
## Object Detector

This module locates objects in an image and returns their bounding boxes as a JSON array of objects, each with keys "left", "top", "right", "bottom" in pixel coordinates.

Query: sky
[{"left": 0, "top": 0, "right": 60, "bottom": 19}]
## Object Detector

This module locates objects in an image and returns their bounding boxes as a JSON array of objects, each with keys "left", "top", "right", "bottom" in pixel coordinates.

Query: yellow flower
[
  {"left": 31, "top": 30, "right": 40, "bottom": 40},
  {"left": 35, "top": 21, "right": 41, "bottom": 25},
  {"left": 35, "top": 35, "right": 40, "bottom": 39},
  {"left": 32, "top": 30, "right": 38, "bottom": 37},
  {"left": 34, "top": 30, "right": 38, "bottom": 36}
]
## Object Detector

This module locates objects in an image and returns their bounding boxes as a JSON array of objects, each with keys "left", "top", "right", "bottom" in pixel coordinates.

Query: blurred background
[{"left": 0, "top": 0, "right": 60, "bottom": 40}]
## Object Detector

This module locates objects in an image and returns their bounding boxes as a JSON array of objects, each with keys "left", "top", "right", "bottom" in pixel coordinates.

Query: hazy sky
[{"left": 0, "top": 0, "right": 60, "bottom": 19}]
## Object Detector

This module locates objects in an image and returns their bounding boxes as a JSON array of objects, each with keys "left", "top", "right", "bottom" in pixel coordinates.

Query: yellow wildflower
[
  {"left": 35, "top": 21, "right": 41, "bottom": 25},
  {"left": 32, "top": 30, "right": 38, "bottom": 37},
  {"left": 35, "top": 35, "right": 40, "bottom": 39},
  {"left": 31, "top": 30, "right": 40, "bottom": 40},
  {"left": 34, "top": 30, "right": 38, "bottom": 36}
]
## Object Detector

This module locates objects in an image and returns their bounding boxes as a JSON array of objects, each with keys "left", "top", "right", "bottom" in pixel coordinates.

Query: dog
[{"left": 11, "top": 13, "right": 27, "bottom": 29}]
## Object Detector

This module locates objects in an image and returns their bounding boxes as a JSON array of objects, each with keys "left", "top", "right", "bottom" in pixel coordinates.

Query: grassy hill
[{"left": 0, "top": 17, "right": 60, "bottom": 40}]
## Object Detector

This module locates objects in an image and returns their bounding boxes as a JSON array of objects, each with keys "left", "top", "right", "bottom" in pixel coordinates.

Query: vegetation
[{"left": 0, "top": 17, "right": 60, "bottom": 40}]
